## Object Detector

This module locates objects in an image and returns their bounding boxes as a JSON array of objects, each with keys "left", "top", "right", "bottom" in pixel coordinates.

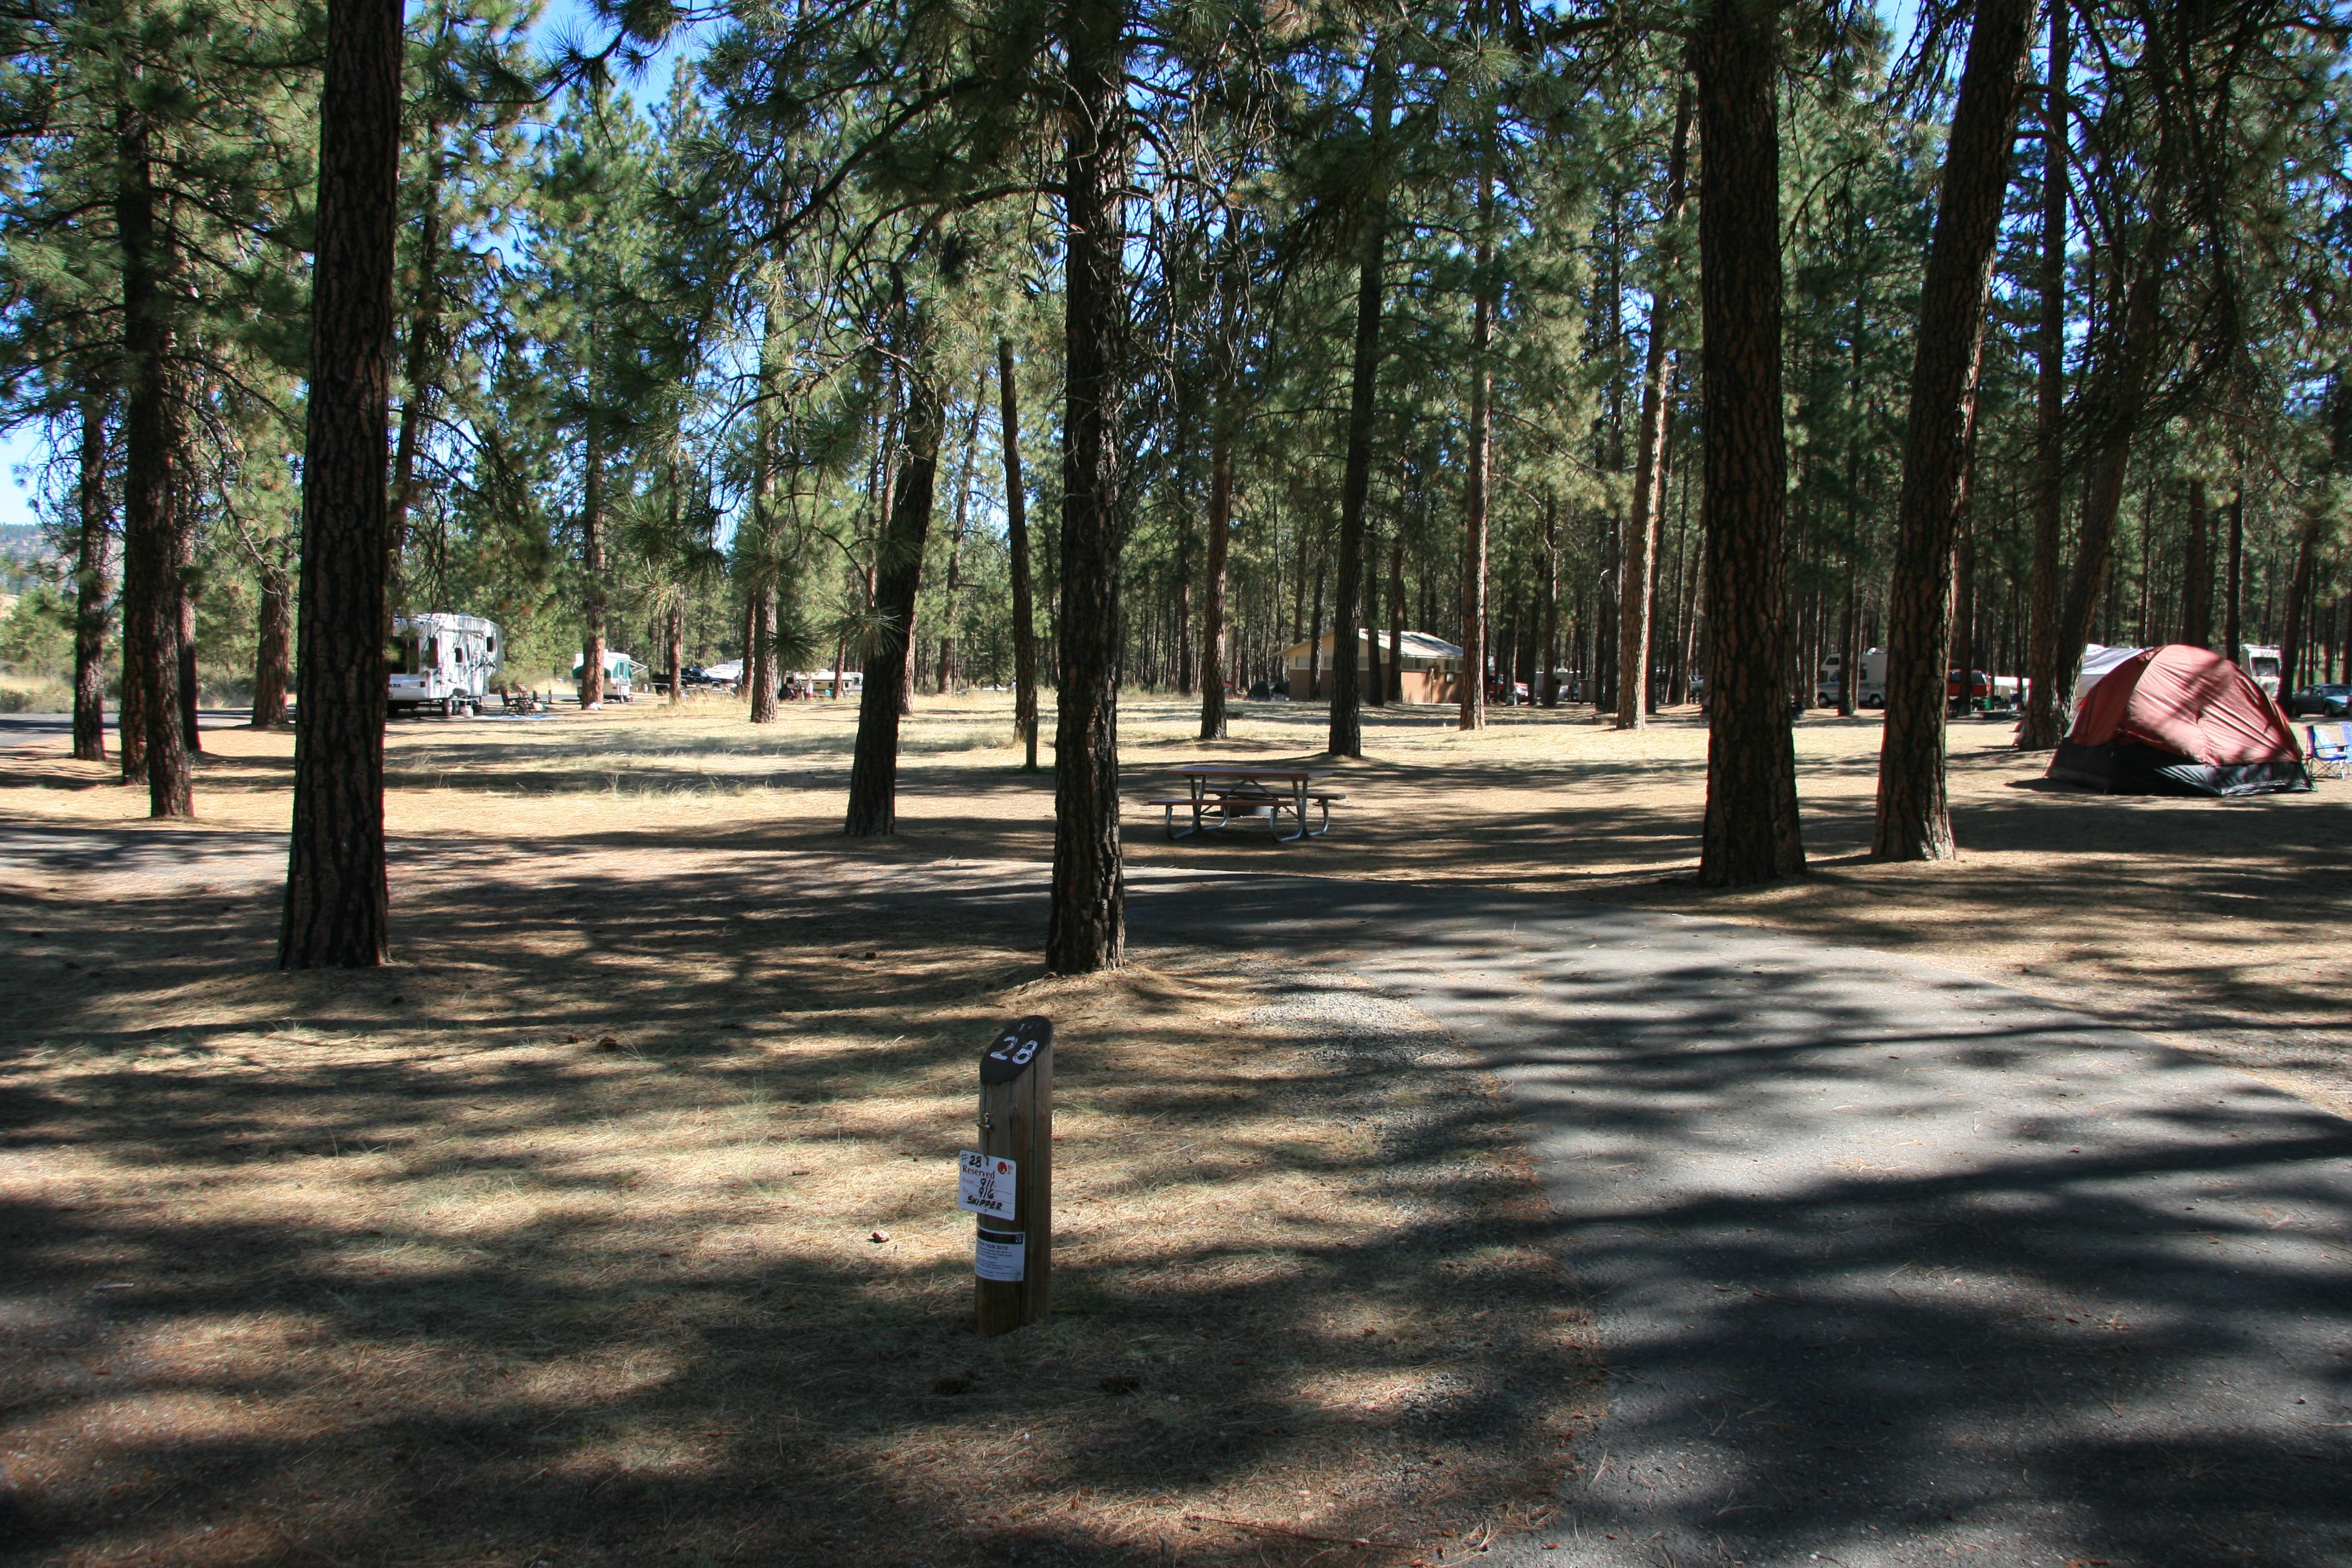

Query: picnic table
[{"left": 1145, "top": 764, "right": 1344, "bottom": 843}]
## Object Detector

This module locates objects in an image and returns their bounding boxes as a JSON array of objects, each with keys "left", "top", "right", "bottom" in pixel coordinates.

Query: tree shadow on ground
[
  {"left": 1111, "top": 874, "right": 2352, "bottom": 1568},
  {"left": 0, "top": 857, "right": 1592, "bottom": 1568}
]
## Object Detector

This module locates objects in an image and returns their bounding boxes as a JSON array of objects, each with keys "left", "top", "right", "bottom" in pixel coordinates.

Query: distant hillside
[
  {"left": 0, "top": 523, "right": 53, "bottom": 560},
  {"left": 0, "top": 524, "right": 57, "bottom": 594}
]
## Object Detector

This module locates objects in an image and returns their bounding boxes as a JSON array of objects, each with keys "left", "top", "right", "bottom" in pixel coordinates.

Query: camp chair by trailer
[{"left": 2049, "top": 644, "right": 2311, "bottom": 797}]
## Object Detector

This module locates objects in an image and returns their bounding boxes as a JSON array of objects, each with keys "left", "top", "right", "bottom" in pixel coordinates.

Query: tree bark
[
  {"left": 1389, "top": 537, "right": 1406, "bottom": 704},
  {"left": 387, "top": 142, "right": 443, "bottom": 624},
  {"left": 749, "top": 586, "right": 779, "bottom": 722},
  {"left": 250, "top": 545, "right": 290, "bottom": 728},
  {"left": 2183, "top": 478, "right": 2210, "bottom": 646},
  {"left": 2020, "top": 0, "right": 2073, "bottom": 748},
  {"left": 846, "top": 356, "right": 943, "bottom": 836},
  {"left": 175, "top": 461, "right": 200, "bottom": 751},
  {"left": 1618, "top": 87, "right": 1693, "bottom": 730},
  {"left": 579, "top": 401, "right": 607, "bottom": 707},
  {"left": 2224, "top": 476, "right": 2244, "bottom": 657},
  {"left": 1046, "top": 0, "right": 1129, "bottom": 973},
  {"left": 1363, "top": 523, "right": 1385, "bottom": 707},
  {"left": 1693, "top": 0, "right": 1803, "bottom": 886},
  {"left": 2050, "top": 204, "right": 2174, "bottom": 704},
  {"left": 72, "top": 388, "right": 111, "bottom": 762},
  {"left": 281, "top": 0, "right": 399, "bottom": 967},
  {"left": 1198, "top": 396, "right": 1233, "bottom": 739},
  {"left": 1459, "top": 194, "right": 1494, "bottom": 731},
  {"left": 116, "top": 94, "right": 190, "bottom": 817},
  {"left": 937, "top": 384, "right": 983, "bottom": 692},
  {"left": 1870, "top": 0, "right": 2032, "bottom": 861},
  {"left": 999, "top": 339, "right": 1041, "bottom": 769},
  {"left": 1327, "top": 42, "right": 1393, "bottom": 759},
  {"left": 2280, "top": 517, "right": 2318, "bottom": 697},
  {"left": 667, "top": 599, "right": 685, "bottom": 706}
]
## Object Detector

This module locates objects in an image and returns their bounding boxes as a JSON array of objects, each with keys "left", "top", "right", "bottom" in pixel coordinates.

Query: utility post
[{"left": 962, "top": 1016, "right": 1052, "bottom": 1334}]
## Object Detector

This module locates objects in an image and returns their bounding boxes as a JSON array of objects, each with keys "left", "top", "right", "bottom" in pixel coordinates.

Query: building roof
[{"left": 1282, "top": 629, "right": 1463, "bottom": 662}]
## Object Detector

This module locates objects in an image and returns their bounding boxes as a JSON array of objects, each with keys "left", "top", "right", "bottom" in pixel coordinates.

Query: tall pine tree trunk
[
  {"left": 1693, "top": 0, "right": 1802, "bottom": 886},
  {"left": 116, "top": 95, "right": 190, "bottom": 817},
  {"left": 72, "top": 388, "right": 111, "bottom": 762},
  {"left": 1460, "top": 179, "right": 1494, "bottom": 731},
  {"left": 2183, "top": 478, "right": 2211, "bottom": 645},
  {"left": 580, "top": 403, "right": 607, "bottom": 707},
  {"left": 2020, "top": 0, "right": 2073, "bottom": 749},
  {"left": 1871, "top": 0, "right": 2032, "bottom": 862},
  {"left": 387, "top": 143, "right": 442, "bottom": 622},
  {"left": 1046, "top": 0, "right": 1129, "bottom": 972},
  {"left": 2051, "top": 201, "right": 2175, "bottom": 696},
  {"left": 2224, "top": 475, "right": 2244, "bottom": 657},
  {"left": 750, "top": 588, "right": 779, "bottom": 722},
  {"left": 936, "top": 384, "right": 982, "bottom": 692},
  {"left": 1327, "top": 42, "right": 1393, "bottom": 759},
  {"left": 1198, "top": 399, "right": 1233, "bottom": 739},
  {"left": 281, "top": 0, "right": 399, "bottom": 967},
  {"left": 667, "top": 600, "right": 686, "bottom": 706},
  {"left": 846, "top": 352, "right": 943, "bottom": 836},
  {"left": 999, "top": 339, "right": 1041, "bottom": 770},
  {"left": 1389, "top": 537, "right": 1407, "bottom": 704},
  {"left": 250, "top": 545, "right": 290, "bottom": 728},
  {"left": 175, "top": 462, "right": 200, "bottom": 751},
  {"left": 1618, "top": 87, "right": 1693, "bottom": 730}
]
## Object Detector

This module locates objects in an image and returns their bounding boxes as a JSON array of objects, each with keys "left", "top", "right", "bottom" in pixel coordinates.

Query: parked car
[{"left": 2285, "top": 683, "right": 2351, "bottom": 718}]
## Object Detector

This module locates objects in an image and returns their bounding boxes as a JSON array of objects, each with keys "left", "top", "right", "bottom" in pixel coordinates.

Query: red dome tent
[{"left": 2048, "top": 644, "right": 2311, "bottom": 797}]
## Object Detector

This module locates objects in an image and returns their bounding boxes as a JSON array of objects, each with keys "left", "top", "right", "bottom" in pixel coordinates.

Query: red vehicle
[{"left": 1947, "top": 668, "right": 1992, "bottom": 709}]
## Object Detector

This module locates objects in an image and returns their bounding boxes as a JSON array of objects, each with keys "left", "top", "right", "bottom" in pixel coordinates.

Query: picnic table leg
[{"left": 1277, "top": 777, "right": 1308, "bottom": 842}]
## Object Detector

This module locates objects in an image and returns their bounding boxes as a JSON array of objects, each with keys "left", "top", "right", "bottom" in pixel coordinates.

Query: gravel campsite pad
[{"left": 0, "top": 844, "right": 1595, "bottom": 1567}]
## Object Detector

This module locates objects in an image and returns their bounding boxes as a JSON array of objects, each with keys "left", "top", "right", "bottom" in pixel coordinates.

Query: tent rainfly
[{"left": 2048, "top": 644, "right": 2311, "bottom": 797}]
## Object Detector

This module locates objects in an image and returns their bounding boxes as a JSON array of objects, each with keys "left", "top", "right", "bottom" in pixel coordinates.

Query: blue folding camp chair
[{"left": 2305, "top": 724, "right": 2350, "bottom": 780}]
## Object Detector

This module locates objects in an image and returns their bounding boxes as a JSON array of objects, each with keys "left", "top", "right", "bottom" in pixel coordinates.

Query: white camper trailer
[
  {"left": 388, "top": 612, "right": 503, "bottom": 717},
  {"left": 570, "top": 649, "right": 639, "bottom": 704},
  {"left": 2239, "top": 644, "right": 2282, "bottom": 699}
]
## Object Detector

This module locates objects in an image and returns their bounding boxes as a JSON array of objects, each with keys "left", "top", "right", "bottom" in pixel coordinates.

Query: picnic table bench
[{"left": 1145, "top": 764, "right": 1344, "bottom": 843}]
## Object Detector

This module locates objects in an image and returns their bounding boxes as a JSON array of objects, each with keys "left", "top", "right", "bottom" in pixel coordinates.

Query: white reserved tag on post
[{"left": 958, "top": 1150, "right": 1017, "bottom": 1221}]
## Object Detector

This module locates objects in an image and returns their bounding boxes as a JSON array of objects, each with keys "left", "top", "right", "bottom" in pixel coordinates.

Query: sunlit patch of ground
[
  {"left": 4, "top": 688, "right": 2339, "bottom": 1108},
  {"left": 0, "top": 828, "right": 1592, "bottom": 1566}
]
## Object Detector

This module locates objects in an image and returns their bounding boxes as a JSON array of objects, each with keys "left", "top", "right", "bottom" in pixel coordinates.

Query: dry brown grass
[
  {"left": 4, "top": 683, "right": 2346, "bottom": 1566},
  {"left": 0, "top": 802, "right": 1593, "bottom": 1567},
  {"left": 8, "top": 688, "right": 2335, "bottom": 1103}
]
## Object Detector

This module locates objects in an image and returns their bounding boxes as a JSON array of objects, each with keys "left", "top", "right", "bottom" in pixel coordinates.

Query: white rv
[
  {"left": 2239, "top": 644, "right": 2282, "bottom": 699},
  {"left": 388, "top": 612, "right": 503, "bottom": 717},
  {"left": 570, "top": 648, "right": 639, "bottom": 704}
]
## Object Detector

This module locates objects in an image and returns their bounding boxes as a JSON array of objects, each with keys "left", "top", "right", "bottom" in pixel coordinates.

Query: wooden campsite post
[{"left": 967, "top": 1016, "right": 1052, "bottom": 1334}]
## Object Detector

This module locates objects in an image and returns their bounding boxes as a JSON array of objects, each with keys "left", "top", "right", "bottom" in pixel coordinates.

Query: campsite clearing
[
  {"left": 4, "top": 691, "right": 2341, "bottom": 1114},
  {"left": 2, "top": 692, "right": 2347, "bottom": 1563}
]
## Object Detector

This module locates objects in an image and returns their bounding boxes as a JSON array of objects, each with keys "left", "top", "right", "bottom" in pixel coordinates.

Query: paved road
[
  {"left": 0, "top": 709, "right": 250, "bottom": 752},
  {"left": 1120, "top": 870, "right": 2352, "bottom": 1568},
  {"left": 3, "top": 828, "right": 2345, "bottom": 1566}
]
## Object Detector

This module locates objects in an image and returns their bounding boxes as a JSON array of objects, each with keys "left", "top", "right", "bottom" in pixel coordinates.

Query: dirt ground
[
  {"left": 0, "top": 701, "right": 1601, "bottom": 1568},
  {"left": 1, "top": 690, "right": 2344, "bottom": 1566},
  {"left": 10, "top": 688, "right": 2339, "bottom": 1107}
]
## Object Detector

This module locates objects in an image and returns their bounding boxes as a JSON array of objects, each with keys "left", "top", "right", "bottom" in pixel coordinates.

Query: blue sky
[
  {"left": 0, "top": 0, "right": 680, "bottom": 538},
  {"left": 1, "top": 0, "right": 1926, "bottom": 538}
]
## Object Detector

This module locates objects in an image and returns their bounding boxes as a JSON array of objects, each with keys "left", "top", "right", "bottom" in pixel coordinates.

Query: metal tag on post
[{"left": 972, "top": 1015, "right": 1051, "bottom": 1334}]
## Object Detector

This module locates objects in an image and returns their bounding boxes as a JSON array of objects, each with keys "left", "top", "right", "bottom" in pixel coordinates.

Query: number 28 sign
[{"left": 958, "top": 1151, "right": 1017, "bottom": 1221}]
